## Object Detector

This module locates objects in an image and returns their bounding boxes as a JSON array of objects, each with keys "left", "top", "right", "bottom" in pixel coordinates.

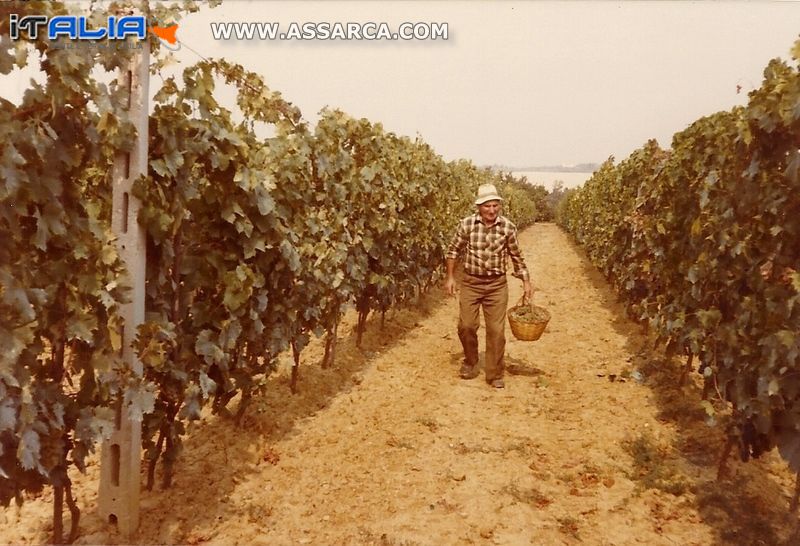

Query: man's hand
[
  {"left": 523, "top": 280, "right": 533, "bottom": 303},
  {"left": 445, "top": 276, "right": 457, "bottom": 297}
]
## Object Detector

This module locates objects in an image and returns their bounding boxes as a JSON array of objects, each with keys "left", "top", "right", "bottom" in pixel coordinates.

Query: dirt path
[{"left": 3, "top": 223, "right": 799, "bottom": 545}]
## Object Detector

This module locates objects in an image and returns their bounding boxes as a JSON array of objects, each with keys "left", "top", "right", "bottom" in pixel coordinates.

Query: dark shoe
[
  {"left": 487, "top": 378, "right": 505, "bottom": 389},
  {"left": 460, "top": 364, "right": 479, "bottom": 379}
]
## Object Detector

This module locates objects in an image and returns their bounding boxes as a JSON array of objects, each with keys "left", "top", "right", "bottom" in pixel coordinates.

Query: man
[{"left": 444, "top": 183, "right": 533, "bottom": 388}]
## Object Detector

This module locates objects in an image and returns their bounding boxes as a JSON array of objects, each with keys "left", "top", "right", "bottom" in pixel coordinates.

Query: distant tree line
[{"left": 497, "top": 173, "right": 573, "bottom": 222}]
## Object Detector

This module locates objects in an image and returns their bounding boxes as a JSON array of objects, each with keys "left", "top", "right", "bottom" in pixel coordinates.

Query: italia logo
[{"left": 9, "top": 14, "right": 181, "bottom": 51}]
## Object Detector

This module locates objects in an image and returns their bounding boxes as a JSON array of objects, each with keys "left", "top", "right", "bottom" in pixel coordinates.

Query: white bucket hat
[{"left": 475, "top": 183, "right": 503, "bottom": 205}]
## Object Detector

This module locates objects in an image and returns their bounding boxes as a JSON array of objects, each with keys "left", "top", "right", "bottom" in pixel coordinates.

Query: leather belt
[{"left": 465, "top": 271, "right": 504, "bottom": 279}]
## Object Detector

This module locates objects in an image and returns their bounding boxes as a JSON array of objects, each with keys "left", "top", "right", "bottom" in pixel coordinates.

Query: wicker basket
[{"left": 507, "top": 296, "right": 550, "bottom": 341}]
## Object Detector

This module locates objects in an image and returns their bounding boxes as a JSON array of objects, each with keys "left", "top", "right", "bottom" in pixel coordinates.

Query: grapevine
[
  {"left": 558, "top": 39, "right": 800, "bottom": 500},
  {"left": 1, "top": 2, "right": 540, "bottom": 540}
]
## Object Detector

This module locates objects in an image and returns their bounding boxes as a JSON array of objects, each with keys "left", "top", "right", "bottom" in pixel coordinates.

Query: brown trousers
[{"left": 457, "top": 273, "right": 509, "bottom": 381}]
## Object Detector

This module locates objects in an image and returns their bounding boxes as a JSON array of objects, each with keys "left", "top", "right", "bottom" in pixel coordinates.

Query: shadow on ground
[
  {"left": 561, "top": 234, "right": 800, "bottom": 546},
  {"left": 77, "top": 289, "right": 450, "bottom": 544}
]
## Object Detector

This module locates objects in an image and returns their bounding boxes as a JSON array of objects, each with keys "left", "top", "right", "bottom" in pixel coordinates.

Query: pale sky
[{"left": 3, "top": 1, "right": 800, "bottom": 167}]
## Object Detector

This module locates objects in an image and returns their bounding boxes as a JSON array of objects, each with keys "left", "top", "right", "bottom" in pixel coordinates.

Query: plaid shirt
[{"left": 446, "top": 214, "right": 530, "bottom": 280}]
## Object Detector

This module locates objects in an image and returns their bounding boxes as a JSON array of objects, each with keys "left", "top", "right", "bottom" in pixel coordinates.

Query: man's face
[{"left": 478, "top": 200, "right": 500, "bottom": 224}]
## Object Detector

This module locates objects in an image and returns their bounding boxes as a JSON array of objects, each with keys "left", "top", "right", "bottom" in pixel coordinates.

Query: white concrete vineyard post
[{"left": 98, "top": 19, "right": 149, "bottom": 538}]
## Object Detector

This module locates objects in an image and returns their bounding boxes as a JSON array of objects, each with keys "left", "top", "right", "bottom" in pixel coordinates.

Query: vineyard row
[
  {"left": 0, "top": 2, "right": 546, "bottom": 541},
  {"left": 557, "top": 40, "right": 800, "bottom": 487}
]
